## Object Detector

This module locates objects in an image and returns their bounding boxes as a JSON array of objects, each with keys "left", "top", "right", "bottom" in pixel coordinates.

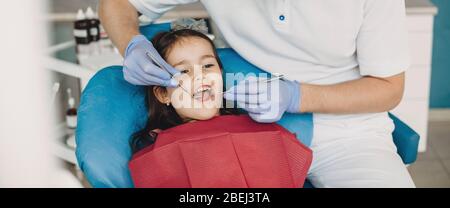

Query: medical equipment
[
  {"left": 223, "top": 74, "right": 302, "bottom": 123},
  {"left": 85, "top": 7, "right": 100, "bottom": 56},
  {"left": 74, "top": 9, "right": 90, "bottom": 62},
  {"left": 145, "top": 51, "right": 190, "bottom": 94},
  {"left": 219, "top": 74, "right": 285, "bottom": 95},
  {"left": 98, "top": 24, "right": 115, "bottom": 54},
  {"left": 51, "top": 82, "right": 60, "bottom": 104},
  {"left": 66, "top": 88, "right": 77, "bottom": 129}
]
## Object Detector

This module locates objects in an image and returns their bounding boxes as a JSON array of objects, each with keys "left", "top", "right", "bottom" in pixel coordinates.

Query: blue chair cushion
[
  {"left": 139, "top": 23, "right": 171, "bottom": 41},
  {"left": 389, "top": 113, "right": 420, "bottom": 164},
  {"left": 76, "top": 67, "right": 147, "bottom": 188}
]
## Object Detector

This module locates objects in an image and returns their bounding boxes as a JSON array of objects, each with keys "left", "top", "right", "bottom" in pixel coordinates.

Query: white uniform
[{"left": 130, "top": 0, "right": 415, "bottom": 187}]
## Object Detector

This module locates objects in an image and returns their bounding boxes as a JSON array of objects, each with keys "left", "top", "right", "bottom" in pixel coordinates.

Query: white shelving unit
[
  {"left": 52, "top": 122, "right": 77, "bottom": 164},
  {"left": 47, "top": 42, "right": 123, "bottom": 165}
]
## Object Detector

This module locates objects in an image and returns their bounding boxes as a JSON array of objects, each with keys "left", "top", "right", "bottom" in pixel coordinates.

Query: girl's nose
[
  {"left": 192, "top": 64, "right": 206, "bottom": 81},
  {"left": 194, "top": 73, "right": 206, "bottom": 83}
]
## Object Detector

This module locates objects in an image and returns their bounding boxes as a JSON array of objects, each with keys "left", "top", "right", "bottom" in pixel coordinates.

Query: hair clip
[{"left": 171, "top": 18, "right": 209, "bottom": 35}]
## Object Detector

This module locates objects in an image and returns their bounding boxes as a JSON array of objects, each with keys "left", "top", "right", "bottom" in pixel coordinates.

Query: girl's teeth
[
  {"left": 194, "top": 86, "right": 211, "bottom": 95},
  {"left": 195, "top": 87, "right": 211, "bottom": 93},
  {"left": 193, "top": 88, "right": 213, "bottom": 101}
]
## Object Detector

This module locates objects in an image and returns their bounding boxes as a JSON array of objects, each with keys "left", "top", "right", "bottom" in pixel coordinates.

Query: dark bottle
[
  {"left": 86, "top": 7, "right": 100, "bottom": 55},
  {"left": 74, "top": 9, "right": 90, "bottom": 62},
  {"left": 66, "top": 88, "right": 77, "bottom": 130}
]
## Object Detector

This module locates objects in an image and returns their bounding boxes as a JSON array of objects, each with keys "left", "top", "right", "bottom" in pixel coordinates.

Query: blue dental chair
[{"left": 75, "top": 23, "right": 420, "bottom": 188}]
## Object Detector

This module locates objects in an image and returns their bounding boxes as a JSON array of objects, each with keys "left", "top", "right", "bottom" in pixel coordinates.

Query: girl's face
[{"left": 154, "top": 36, "right": 223, "bottom": 121}]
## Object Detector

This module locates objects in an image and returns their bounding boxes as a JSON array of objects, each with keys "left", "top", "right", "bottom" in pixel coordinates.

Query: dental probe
[{"left": 219, "top": 74, "right": 285, "bottom": 95}]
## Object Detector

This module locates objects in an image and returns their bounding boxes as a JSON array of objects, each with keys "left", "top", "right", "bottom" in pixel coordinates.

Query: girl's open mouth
[{"left": 192, "top": 85, "right": 215, "bottom": 102}]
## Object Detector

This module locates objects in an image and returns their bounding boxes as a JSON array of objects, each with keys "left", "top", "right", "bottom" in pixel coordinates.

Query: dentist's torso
[
  {"left": 200, "top": 0, "right": 407, "bottom": 141},
  {"left": 130, "top": 0, "right": 407, "bottom": 141},
  {"left": 202, "top": 0, "right": 365, "bottom": 85}
]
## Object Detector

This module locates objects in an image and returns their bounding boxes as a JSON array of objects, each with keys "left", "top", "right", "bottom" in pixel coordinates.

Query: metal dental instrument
[
  {"left": 146, "top": 52, "right": 191, "bottom": 94},
  {"left": 219, "top": 74, "right": 285, "bottom": 95}
]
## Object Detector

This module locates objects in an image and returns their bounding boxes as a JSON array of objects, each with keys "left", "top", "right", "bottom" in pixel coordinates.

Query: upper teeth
[{"left": 195, "top": 86, "right": 211, "bottom": 94}]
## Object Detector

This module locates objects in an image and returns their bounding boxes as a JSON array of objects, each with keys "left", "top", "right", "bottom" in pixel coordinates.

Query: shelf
[{"left": 53, "top": 122, "right": 77, "bottom": 165}]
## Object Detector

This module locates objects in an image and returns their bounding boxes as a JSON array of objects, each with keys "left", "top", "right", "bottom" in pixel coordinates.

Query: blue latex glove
[
  {"left": 224, "top": 76, "right": 301, "bottom": 123},
  {"left": 123, "top": 35, "right": 179, "bottom": 87}
]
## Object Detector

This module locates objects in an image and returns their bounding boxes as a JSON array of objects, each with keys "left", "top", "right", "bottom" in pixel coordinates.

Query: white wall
[{"left": 0, "top": 0, "right": 80, "bottom": 187}]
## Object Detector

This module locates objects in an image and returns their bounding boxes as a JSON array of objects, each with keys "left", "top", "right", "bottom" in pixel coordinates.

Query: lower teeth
[{"left": 194, "top": 90, "right": 211, "bottom": 99}]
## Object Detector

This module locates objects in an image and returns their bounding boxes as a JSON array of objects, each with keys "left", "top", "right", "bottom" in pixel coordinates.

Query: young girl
[
  {"left": 128, "top": 28, "right": 312, "bottom": 188},
  {"left": 130, "top": 28, "right": 237, "bottom": 153}
]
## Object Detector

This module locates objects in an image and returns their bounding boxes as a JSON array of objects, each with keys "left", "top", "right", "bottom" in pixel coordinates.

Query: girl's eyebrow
[
  {"left": 200, "top": 54, "right": 216, "bottom": 60},
  {"left": 173, "top": 54, "right": 216, "bottom": 67},
  {"left": 173, "top": 60, "right": 188, "bottom": 68}
]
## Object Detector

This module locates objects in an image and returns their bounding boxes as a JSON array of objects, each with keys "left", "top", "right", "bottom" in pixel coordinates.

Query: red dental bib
[{"left": 129, "top": 115, "right": 312, "bottom": 188}]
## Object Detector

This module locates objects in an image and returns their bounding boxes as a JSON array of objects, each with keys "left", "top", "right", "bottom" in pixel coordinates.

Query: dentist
[{"left": 99, "top": 0, "right": 415, "bottom": 187}]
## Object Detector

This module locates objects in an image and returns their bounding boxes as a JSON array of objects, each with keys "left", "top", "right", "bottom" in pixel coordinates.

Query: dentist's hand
[
  {"left": 224, "top": 76, "right": 301, "bottom": 123},
  {"left": 123, "top": 35, "right": 179, "bottom": 87}
]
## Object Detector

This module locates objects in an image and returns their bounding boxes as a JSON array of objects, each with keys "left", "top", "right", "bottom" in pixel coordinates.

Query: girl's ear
[{"left": 153, "top": 86, "right": 170, "bottom": 104}]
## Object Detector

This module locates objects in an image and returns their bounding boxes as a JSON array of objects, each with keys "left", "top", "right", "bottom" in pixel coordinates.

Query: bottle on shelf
[
  {"left": 73, "top": 9, "right": 90, "bottom": 63},
  {"left": 66, "top": 88, "right": 77, "bottom": 130},
  {"left": 85, "top": 7, "right": 100, "bottom": 56},
  {"left": 99, "top": 23, "right": 116, "bottom": 54}
]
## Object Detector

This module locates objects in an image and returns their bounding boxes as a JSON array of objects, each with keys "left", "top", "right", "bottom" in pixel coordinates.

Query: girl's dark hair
[{"left": 130, "top": 29, "right": 238, "bottom": 154}]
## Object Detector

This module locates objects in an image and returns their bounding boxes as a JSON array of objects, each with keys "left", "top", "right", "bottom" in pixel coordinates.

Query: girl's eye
[
  {"left": 180, "top": 69, "right": 190, "bottom": 74},
  {"left": 203, "top": 64, "right": 215, "bottom": 69}
]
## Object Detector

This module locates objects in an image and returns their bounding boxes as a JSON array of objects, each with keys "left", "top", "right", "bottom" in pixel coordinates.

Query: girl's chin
[{"left": 188, "top": 109, "right": 221, "bottom": 121}]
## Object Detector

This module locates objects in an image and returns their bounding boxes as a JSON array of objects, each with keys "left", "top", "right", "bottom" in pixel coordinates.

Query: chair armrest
[{"left": 389, "top": 113, "right": 420, "bottom": 164}]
